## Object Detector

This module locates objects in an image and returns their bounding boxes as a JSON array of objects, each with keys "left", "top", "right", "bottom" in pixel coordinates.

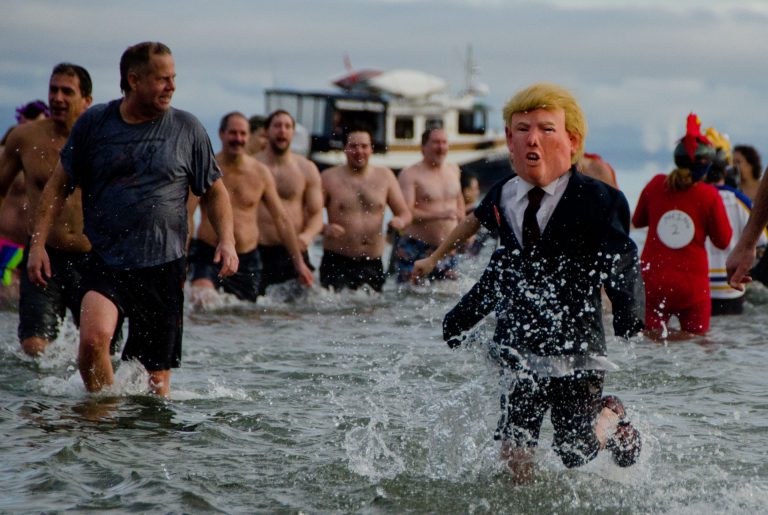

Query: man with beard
[
  {"left": 320, "top": 129, "right": 411, "bottom": 292},
  {"left": 394, "top": 127, "right": 465, "bottom": 283},
  {"left": 0, "top": 64, "right": 94, "bottom": 356},
  {"left": 255, "top": 109, "right": 323, "bottom": 295},
  {"left": 189, "top": 111, "right": 313, "bottom": 302}
]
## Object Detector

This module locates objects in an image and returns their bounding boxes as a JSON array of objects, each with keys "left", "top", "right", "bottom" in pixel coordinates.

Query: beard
[{"left": 270, "top": 140, "right": 290, "bottom": 156}]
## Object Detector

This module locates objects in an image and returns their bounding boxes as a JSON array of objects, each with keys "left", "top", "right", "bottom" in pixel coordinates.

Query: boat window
[
  {"left": 426, "top": 118, "right": 443, "bottom": 130},
  {"left": 395, "top": 117, "right": 414, "bottom": 140},
  {"left": 458, "top": 107, "right": 487, "bottom": 135},
  {"left": 266, "top": 93, "right": 300, "bottom": 122},
  {"left": 300, "top": 96, "right": 326, "bottom": 134},
  {"left": 329, "top": 106, "right": 386, "bottom": 151}
]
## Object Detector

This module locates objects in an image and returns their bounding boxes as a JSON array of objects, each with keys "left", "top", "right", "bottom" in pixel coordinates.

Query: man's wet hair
[
  {"left": 265, "top": 109, "right": 295, "bottom": 129},
  {"left": 249, "top": 115, "right": 266, "bottom": 133},
  {"left": 120, "top": 41, "right": 172, "bottom": 94},
  {"left": 343, "top": 127, "right": 372, "bottom": 146},
  {"left": 219, "top": 111, "right": 247, "bottom": 133},
  {"left": 421, "top": 127, "right": 446, "bottom": 147},
  {"left": 51, "top": 63, "right": 92, "bottom": 98}
]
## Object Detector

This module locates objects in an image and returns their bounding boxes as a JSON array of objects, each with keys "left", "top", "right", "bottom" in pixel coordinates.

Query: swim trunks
[
  {"left": 394, "top": 236, "right": 458, "bottom": 283},
  {"left": 188, "top": 239, "right": 262, "bottom": 302},
  {"left": 257, "top": 245, "right": 314, "bottom": 295},
  {"left": 319, "top": 249, "right": 385, "bottom": 292},
  {"left": 18, "top": 244, "right": 88, "bottom": 342},
  {"left": 0, "top": 238, "right": 23, "bottom": 287},
  {"left": 496, "top": 369, "right": 605, "bottom": 468},
  {"left": 82, "top": 254, "right": 185, "bottom": 371}
]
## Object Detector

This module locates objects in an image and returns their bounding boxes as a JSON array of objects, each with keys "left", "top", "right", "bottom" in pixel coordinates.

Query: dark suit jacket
[{"left": 443, "top": 169, "right": 644, "bottom": 357}]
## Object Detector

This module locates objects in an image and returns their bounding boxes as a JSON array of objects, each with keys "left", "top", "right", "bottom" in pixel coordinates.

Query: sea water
[{"left": 2, "top": 168, "right": 768, "bottom": 513}]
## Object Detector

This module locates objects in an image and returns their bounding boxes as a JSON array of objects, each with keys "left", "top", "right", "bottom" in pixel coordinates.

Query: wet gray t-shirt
[{"left": 61, "top": 100, "right": 221, "bottom": 270}]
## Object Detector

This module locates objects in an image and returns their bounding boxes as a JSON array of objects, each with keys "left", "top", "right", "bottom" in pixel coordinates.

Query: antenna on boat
[{"left": 463, "top": 44, "right": 489, "bottom": 97}]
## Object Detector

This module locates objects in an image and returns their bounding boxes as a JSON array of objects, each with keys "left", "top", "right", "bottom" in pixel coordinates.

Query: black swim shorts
[
  {"left": 188, "top": 239, "right": 262, "bottom": 302},
  {"left": 257, "top": 244, "right": 313, "bottom": 296},
  {"left": 319, "top": 249, "right": 385, "bottom": 292},
  {"left": 82, "top": 254, "right": 185, "bottom": 371},
  {"left": 495, "top": 369, "right": 605, "bottom": 469},
  {"left": 18, "top": 245, "right": 87, "bottom": 342}
]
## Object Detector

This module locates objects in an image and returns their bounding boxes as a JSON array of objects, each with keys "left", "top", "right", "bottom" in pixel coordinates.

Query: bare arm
[
  {"left": 386, "top": 170, "right": 412, "bottom": 231},
  {"left": 262, "top": 170, "right": 313, "bottom": 286},
  {"left": 0, "top": 129, "right": 22, "bottom": 198},
  {"left": 299, "top": 163, "right": 324, "bottom": 250},
  {"left": 27, "top": 163, "right": 69, "bottom": 286},
  {"left": 411, "top": 214, "right": 481, "bottom": 281},
  {"left": 199, "top": 179, "right": 238, "bottom": 277},
  {"left": 727, "top": 167, "right": 768, "bottom": 288}
]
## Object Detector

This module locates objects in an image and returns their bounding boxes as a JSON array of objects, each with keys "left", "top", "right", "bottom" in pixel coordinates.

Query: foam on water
[{"left": 3, "top": 236, "right": 768, "bottom": 512}]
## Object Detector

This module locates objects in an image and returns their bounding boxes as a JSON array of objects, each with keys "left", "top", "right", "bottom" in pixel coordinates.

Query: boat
[{"left": 264, "top": 49, "right": 511, "bottom": 185}]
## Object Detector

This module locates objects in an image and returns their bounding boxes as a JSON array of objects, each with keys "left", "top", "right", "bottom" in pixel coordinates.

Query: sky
[{"left": 2, "top": 0, "right": 768, "bottom": 176}]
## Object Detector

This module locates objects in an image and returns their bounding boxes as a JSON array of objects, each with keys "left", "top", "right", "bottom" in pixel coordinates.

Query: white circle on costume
[{"left": 657, "top": 209, "right": 695, "bottom": 249}]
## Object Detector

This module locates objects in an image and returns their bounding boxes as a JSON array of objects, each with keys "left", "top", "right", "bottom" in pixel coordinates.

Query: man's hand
[
  {"left": 295, "top": 261, "right": 314, "bottom": 287},
  {"left": 213, "top": 240, "right": 239, "bottom": 277},
  {"left": 297, "top": 232, "right": 314, "bottom": 252},
  {"left": 322, "top": 224, "right": 346, "bottom": 239},
  {"left": 726, "top": 243, "right": 755, "bottom": 291},
  {"left": 388, "top": 216, "right": 406, "bottom": 232},
  {"left": 411, "top": 256, "right": 437, "bottom": 283},
  {"left": 27, "top": 244, "right": 51, "bottom": 287}
]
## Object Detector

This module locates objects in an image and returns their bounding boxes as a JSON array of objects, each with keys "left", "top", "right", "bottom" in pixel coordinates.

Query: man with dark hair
[
  {"left": 188, "top": 111, "right": 313, "bottom": 303},
  {"left": 320, "top": 128, "right": 411, "bottom": 292},
  {"left": 394, "top": 127, "right": 465, "bottom": 283},
  {"left": 0, "top": 63, "right": 94, "bottom": 356},
  {"left": 246, "top": 114, "right": 267, "bottom": 156},
  {"left": 28, "top": 41, "right": 237, "bottom": 397},
  {"left": 255, "top": 109, "right": 323, "bottom": 295}
]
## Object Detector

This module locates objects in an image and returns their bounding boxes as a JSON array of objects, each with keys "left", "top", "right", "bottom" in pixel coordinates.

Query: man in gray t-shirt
[{"left": 28, "top": 42, "right": 238, "bottom": 397}]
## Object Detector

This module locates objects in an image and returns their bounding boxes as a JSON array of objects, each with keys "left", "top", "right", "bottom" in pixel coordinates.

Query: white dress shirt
[{"left": 500, "top": 171, "right": 571, "bottom": 248}]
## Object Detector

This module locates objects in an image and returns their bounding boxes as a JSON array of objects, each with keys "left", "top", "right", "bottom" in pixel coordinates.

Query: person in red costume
[{"left": 633, "top": 113, "right": 732, "bottom": 339}]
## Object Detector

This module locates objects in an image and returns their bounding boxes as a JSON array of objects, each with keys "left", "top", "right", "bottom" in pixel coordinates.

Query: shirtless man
[
  {"left": 246, "top": 114, "right": 268, "bottom": 156},
  {"left": 255, "top": 109, "right": 323, "bottom": 295},
  {"left": 188, "top": 111, "right": 313, "bottom": 302},
  {"left": 0, "top": 101, "right": 48, "bottom": 306},
  {"left": 394, "top": 127, "right": 465, "bottom": 283},
  {"left": 320, "top": 129, "right": 411, "bottom": 292},
  {"left": 0, "top": 64, "right": 93, "bottom": 355}
]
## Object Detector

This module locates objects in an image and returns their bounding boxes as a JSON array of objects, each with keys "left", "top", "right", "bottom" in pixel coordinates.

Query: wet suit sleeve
[
  {"left": 601, "top": 192, "right": 645, "bottom": 338},
  {"left": 442, "top": 250, "right": 504, "bottom": 348}
]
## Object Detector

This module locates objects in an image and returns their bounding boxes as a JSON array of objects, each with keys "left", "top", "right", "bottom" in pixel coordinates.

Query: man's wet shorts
[
  {"left": 18, "top": 244, "right": 87, "bottom": 342},
  {"left": 188, "top": 239, "right": 262, "bottom": 302},
  {"left": 82, "top": 254, "right": 185, "bottom": 371},
  {"left": 256, "top": 244, "right": 314, "bottom": 296},
  {"left": 0, "top": 238, "right": 23, "bottom": 287},
  {"left": 320, "top": 249, "right": 385, "bottom": 292},
  {"left": 496, "top": 369, "right": 605, "bottom": 468},
  {"left": 394, "top": 236, "right": 458, "bottom": 283}
]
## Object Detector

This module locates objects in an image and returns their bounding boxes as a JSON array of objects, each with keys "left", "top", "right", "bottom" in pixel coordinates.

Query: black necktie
[{"left": 523, "top": 187, "right": 545, "bottom": 247}]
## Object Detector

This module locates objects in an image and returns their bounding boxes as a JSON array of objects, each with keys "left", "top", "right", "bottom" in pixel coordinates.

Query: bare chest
[
  {"left": 330, "top": 181, "right": 387, "bottom": 214},
  {"left": 273, "top": 165, "right": 305, "bottom": 201},
  {"left": 414, "top": 175, "right": 458, "bottom": 204},
  {"left": 19, "top": 138, "right": 66, "bottom": 192}
]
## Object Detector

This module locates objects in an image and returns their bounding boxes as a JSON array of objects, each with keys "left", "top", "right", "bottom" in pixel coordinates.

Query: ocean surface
[{"left": 2, "top": 167, "right": 768, "bottom": 514}]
